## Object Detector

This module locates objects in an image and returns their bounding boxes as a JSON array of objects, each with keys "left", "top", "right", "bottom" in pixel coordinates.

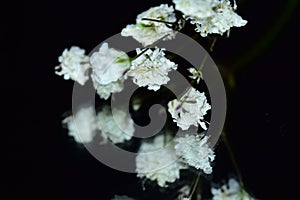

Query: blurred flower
[
  {"left": 121, "top": 4, "right": 177, "bottom": 47},
  {"left": 111, "top": 195, "right": 135, "bottom": 200},
  {"left": 90, "top": 43, "right": 130, "bottom": 99},
  {"left": 136, "top": 135, "right": 186, "bottom": 187},
  {"left": 62, "top": 106, "right": 97, "bottom": 143},
  {"left": 193, "top": 0, "right": 247, "bottom": 37},
  {"left": 175, "top": 134, "right": 215, "bottom": 174},
  {"left": 55, "top": 46, "right": 90, "bottom": 85},
  {"left": 128, "top": 47, "right": 177, "bottom": 91},
  {"left": 97, "top": 105, "right": 134, "bottom": 144},
  {"left": 168, "top": 88, "right": 211, "bottom": 130},
  {"left": 211, "top": 178, "right": 255, "bottom": 200}
]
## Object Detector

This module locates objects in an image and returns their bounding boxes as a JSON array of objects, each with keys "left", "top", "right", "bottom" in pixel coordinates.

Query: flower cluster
[{"left": 54, "top": 0, "right": 252, "bottom": 199}]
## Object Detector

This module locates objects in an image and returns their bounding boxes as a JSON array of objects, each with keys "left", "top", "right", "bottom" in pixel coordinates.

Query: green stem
[
  {"left": 189, "top": 171, "right": 201, "bottom": 199},
  {"left": 222, "top": 132, "right": 245, "bottom": 188},
  {"left": 141, "top": 17, "right": 174, "bottom": 25}
]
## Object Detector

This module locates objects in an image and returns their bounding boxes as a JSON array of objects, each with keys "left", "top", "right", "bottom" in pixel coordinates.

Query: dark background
[{"left": 4, "top": 0, "right": 300, "bottom": 199}]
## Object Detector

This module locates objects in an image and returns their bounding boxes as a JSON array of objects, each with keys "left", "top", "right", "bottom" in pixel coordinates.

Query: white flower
[
  {"left": 193, "top": 0, "right": 247, "bottom": 37},
  {"left": 173, "top": 0, "right": 218, "bottom": 19},
  {"left": 121, "top": 4, "right": 177, "bottom": 47},
  {"left": 111, "top": 195, "right": 135, "bottom": 200},
  {"left": 62, "top": 106, "right": 97, "bottom": 143},
  {"left": 90, "top": 43, "right": 130, "bottom": 99},
  {"left": 127, "top": 47, "right": 177, "bottom": 91},
  {"left": 97, "top": 105, "right": 134, "bottom": 144},
  {"left": 175, "top": 134, "right": 215, "bottom": 174},
  {"left": 168, "top": 88, "right": 211, "bottom": 130},
  {"left": 55, "top": 46, "right": 90, "bottom": 85},
  {"left": 211, "top": 178, "right": 255, "bottom": 200},
  {"left": 136, "top": 135, "right": 186, "bottom": 187},
  {"left": 188, "top": 68, "right": 202, "bottom": 84}
]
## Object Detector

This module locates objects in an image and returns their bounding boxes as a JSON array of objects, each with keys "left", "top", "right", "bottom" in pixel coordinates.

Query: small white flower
[
  {"left": 193, "top": 0, "right": 247, "bottom": 37},
  {"left": 127, "top": 47, "right": 177, "bottom": 91},
  {"left": 90, "top": 43, "right": 130, "bottom": 99},
  {"left": 55, "top": 46, "right": 90, "bottom": 85},
  {"left": 175, "top": 134, "right": 215, "bottom": 174},
  {"left": 111, "top": 195, "right": 135, "bottom": 200},
  {"left": 62, "top": 106, "right": 97, "bottom": 143},
  {"left": 97, "top": 105, "right": 134, "bottom": 144},
  {"left": 168, "top": 88, "right": 211, "bottom": 130},
  {"left": 211, "top": 178, "right": 255, "bottom": 200},
  {"left": 173, "top": 0, "right": 218, "bottom": 19},
  {"left": 136, "top": 135, "right": 186, "bottom": 187},
  {"left": 121, "top": 4, "right": 177, "bottom": 47},
  {"left": 188, "top": 68, "right": 202, "bottom": 84}
]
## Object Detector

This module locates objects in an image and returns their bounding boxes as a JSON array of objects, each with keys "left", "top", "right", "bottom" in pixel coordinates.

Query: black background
[{"left": 4, "top": 0, "right": 300, "bottom": 199}]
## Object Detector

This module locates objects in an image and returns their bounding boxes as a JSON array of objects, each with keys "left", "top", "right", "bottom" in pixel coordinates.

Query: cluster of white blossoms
[
  {"left": 128, "top": 47, "right": 177, "bottom": 91},
  {"left": 173, "top": 0, "right": 247, "bottom": 37},
  {"left": 175, "top": 134, "right": 215, "bottom": 174},
  {"left": 62, "top": 106, "right": 97, "bottom": 143},
  {"left": 90, "top": 43, "right": 131, "bottom": 100},
  {"left": 136, "top": 135, "right": 186, "bottom": 187},
  {"left": 97, "top": 105, "right": 134, "bottom": 144},
  {"left": 121, "top": 4, "right": 177, "bottom": 47},
  {"left": 63, "top": 105, "right": 134, "bottom": 144},
  {"left": 168, "top": 88, "right": 211, "bottom": 130},
  {"left": 211, "top": 178, "right": 255, "bottom": 200},
  {"left": 55, "top": 46, "right": 91, "bottom": 85}
]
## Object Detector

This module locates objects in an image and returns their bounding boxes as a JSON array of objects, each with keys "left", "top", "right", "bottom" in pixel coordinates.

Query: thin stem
[
  {"left": 222, "top": 132, "right": 245, "bottom": 189},
  {"left": 141, "top": 17, "right": 175, "bottom": 25},
  {"left": 198, "top": 53, "right": 208, "bottom": 71},
  {"left": 189, "top": 171, "right": 201, "bottom": 199}
]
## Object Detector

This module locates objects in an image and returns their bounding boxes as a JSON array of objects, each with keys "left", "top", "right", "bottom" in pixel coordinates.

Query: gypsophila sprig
[
  {"left": 90, "top": 43, "right": 131, "bottom": 100},
  {"left": 55, "top": 46, "right": 90, "bottom": 85},
  {"left": 128, "top": 47, "right": 177, "bottom": 91},
  {"left": 175, "top": 134, "right": 215, "bottom": 174},
  {"left": 168, "top": 88, "right": 211, "bottom": 130},
  {"left": 136, "top": 134, "right": 186, "bottom": 187},
  {"left": 121, "top": 4, "right": 177, "bottom": 47}
]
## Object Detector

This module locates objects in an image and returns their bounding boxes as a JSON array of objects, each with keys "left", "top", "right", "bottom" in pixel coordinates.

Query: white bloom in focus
[
  {"left": 62, "top": 106, "right": 97, "bottom": 143},
  {"left": 136, "top": 135, "right": 186, "bottom": 187},
  {"left": 173, "top": 0, "right": 218, "bottom": 19},
  {"left": 128, "top": 47, "right": 177, "bottom": 91},
  {"left": 168, "top": 88, "right": 211, "bottom": 130},
  {"left": 193, "top": 0, "right": 247, "bottom": 37},
  {"left": 121, "top": 4, "right": 177, "bottom": 47},
  {"left": 211, "top": 178, "right": 255, "bottom": 200},
  {"left": 55, "top": 46, "right": 90, "bottom": 85},
  {"left": 90, "top": 43, "right": 130, "bottom": 99},
  {"left": 111, "top": 195, "right": 135, "bottom": 200},
  {"left": 97, "top": 106, "right": 134, "bottom": 144},
  {"left": 188, "top": 68, "right": 202, "bottom": 84},
  {"left": 175, "top": 134, "right": 215, "bottom": 174}
]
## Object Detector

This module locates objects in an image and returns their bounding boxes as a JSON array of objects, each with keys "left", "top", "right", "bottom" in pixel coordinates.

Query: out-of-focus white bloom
[
  {"left": 168, "top": 88, "right": 211, "bottom": 130},
  {"left": 173, "top": 0, "right": 218, "bottom": 19},
  {"left": 211, "top": 178, "right": 255, "bottom": 200},
  {"left": 111, "top": 195, "right": 135, "bottom": 200},
  {"left": 128, "top": 47, "right": 177, "bottom": 91},
  {"left": 136, "top": 135, "right": 186, "bottom": 187},
  {"left": 188, "top": 68, "right": 202, "bottom": 84},
  {"left": 62, "top": 106, "right": 97, "bottom": 143},
  {"left": 193, "top": 0, "right": 247, "bottom": 37},
  {"left": 55, "top": 46, "right": 90, "bottom": 85},
  {"left": 121, "top": 4, "right": 177, "bottom": 47},
  {"left": 175, "top": 134, "right": 215, "bottom": 174},
  {"left": 97, "top": 105, "right": 134, "bottom": 144},
  {"left": 90, "top": 43, "right": 130, "bottom": 99}
]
